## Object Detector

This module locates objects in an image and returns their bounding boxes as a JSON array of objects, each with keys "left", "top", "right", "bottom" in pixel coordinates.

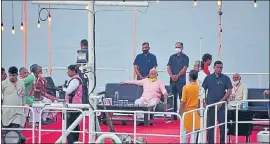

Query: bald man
[
  {"left": 227, "top": 73, "right": 248, "bottom": 108},
  {"left": 121, "top": 69, "right": 168, "bottom": 118}
]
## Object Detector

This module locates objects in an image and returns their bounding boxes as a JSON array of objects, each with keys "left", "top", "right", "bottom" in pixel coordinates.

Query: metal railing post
[{"left": 1, "top": 105, "right": 35, "bottom": 144}]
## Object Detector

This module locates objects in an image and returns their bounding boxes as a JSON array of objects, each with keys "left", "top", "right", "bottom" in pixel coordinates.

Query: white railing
[
  {"left": 1, "top": 105, "right": 36, "bottom": 144},
  {"left": 89, "top": 110, "right": 182, "bottom": 143},
  {"left": 180, "top": 107, "right": 205, "bottom": 143},
  {"left": 42, "top": 67, "right": 130, "bottom": 80},
  {"left": 202, "top": 101, "right": 228, "bottom": 143},
  {"left": 235, "top": 99, "right": 270, "bottom": 143},
  {"left": 42, "top": 67, "right": 269, "bottom": 88},
  {"left": 158, "top": 70, "right": 269, "bottom": 88},
  {"left": 38, "top": 107, "right": 86, "bottom": 143}
]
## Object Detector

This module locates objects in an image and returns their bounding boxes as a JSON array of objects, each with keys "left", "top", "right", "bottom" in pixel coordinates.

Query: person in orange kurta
[{"left": 179, "top": 70, "right": 200, "bottom": 143}]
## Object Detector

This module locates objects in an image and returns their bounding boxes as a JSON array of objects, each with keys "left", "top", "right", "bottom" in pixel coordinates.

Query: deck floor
[{"left": 22, "top": 114, "right": 262, "bottom": 143}]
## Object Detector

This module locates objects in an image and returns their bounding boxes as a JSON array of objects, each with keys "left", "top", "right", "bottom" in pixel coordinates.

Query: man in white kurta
[{"left": 2, "top": 66, "right": 26, "bottom": 144}]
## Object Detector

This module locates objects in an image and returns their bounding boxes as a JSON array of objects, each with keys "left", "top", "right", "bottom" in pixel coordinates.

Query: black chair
[
  {"left": 45, "top": 76, "right": 57, "bottom": 96},
  {"left": 227, "top": 110, "right": 253, "bottom": 143},
  {"left": 247, "top": 88, "right": 269, "bottom": 119},
  {"left": 100, "top": 83, "right": 174, "bottom": 122}
]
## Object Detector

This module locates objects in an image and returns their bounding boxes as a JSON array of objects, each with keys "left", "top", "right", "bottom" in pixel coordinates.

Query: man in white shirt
[
  {"left": 227, "top": 73, "right": 248, "bottom": 109},
  {"left": 63, "top": 65, "right": 83, "bottom": 144}
]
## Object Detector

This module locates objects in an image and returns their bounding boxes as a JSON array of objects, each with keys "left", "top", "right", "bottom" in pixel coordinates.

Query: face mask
[
  {"left": 175, "top": 48, "right": 182, "bottom": 54},
  {"left": 148, "top": 78, "right": 157, "bottom": 82},
  {"left": 232, "top": 80, "right": 240, "bottom": 86},
  {"left": 143, "top": 50, "right": 149, "bottom": 54}
]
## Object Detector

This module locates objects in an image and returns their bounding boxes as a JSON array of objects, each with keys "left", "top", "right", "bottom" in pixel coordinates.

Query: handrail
[
  {"left": 202, "top": 101, "right": 228, "bottom": 143},
  {"left": 158, "top": 70, "right": 269, "bottom": 88},
  {"left": 235, "top": 99, "right": 270, "bottom": 143},
  {"left": 180, "top": 107, "right": 205, "bottom": 143},
  {"left": 38, "top": 107, "right": 86, "bottom": 144},
  {"left": 89, "top": 110, "right": 182, "bottom": 143},
  {"left": 42, "top": 67, "right": 130, "bottom": 80},
  {"left": 1, "top": 105, "right": 35, "bottom": 144},
  {"left": 42, "top": 67, "right": 269, "bottom": 88}
]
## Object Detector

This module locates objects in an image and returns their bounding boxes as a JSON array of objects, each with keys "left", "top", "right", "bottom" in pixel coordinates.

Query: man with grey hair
[{"left": 227, "top": 73, "right": 248, "bottom": 108}]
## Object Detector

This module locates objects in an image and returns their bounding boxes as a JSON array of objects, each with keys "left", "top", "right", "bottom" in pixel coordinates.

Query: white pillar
[{"left": 87, "top": 1, "right": 95, "bottom": 95}]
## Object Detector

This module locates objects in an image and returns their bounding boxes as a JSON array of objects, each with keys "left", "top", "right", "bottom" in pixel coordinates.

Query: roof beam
[{"left": 31, "top": 1, "right": 149, "bottom": 7}]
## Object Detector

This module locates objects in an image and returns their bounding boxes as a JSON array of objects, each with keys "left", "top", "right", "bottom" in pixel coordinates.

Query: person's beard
[
  {"left": 10, "top": 78, "right": 17, "bottom": 83},
  {"left": 232, "top": 80, "right": 240, "bottom": 86}
]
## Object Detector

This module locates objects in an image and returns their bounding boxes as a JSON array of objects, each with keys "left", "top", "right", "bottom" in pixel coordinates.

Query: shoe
[
  {"left": 41, "top": 119, "right": 52, "bottom": 125},
  {"left": 46, "top": 118, "right": 54, "bottom": 123}
]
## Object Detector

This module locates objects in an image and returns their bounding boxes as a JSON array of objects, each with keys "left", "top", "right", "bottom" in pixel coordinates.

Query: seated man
[
  {"left": 120, "top": 68, "right": 168, "bottom": 118},
  {"left": 227, "top": 73, "right": 248, "bottom": 109},
  {"left": 33, "top": 66, "right": 58, "bottom": 124}
]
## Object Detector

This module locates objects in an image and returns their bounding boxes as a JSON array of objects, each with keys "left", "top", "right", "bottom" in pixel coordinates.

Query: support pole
[
  {"left": 48, "top": 5, "right": 52, "bottom": 76},
  {"left": 133, "top": 8, "right": 137, "bottom": 80},
  {"left": 217, "top": 1, "right": 223, "bottom": 60},
  {"left": 23, "top": 0, "right": 27, "bottom": 67}
]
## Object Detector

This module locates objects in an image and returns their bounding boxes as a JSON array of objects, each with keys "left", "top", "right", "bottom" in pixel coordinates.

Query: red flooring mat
[{"left": 22, "top": 114, "right": 262, "bottom": 143}]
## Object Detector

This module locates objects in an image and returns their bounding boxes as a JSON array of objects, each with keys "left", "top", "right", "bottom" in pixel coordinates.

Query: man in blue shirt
[
  {"left": 133, "top": 42, "right": 158, "bottom": 80},
  {"left": 202, "top": 60, "right": 232, "bottom": 144},
  {"left": 167, "top": 42, "right": 189, "bottom": 120},
  {"left": 80, "top": 39, "right": 88, "bottom": 61}
]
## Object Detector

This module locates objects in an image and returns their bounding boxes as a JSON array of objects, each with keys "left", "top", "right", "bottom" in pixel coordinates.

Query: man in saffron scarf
[{"left": 120, "top": 68, "right": 168, "bottom": 119}]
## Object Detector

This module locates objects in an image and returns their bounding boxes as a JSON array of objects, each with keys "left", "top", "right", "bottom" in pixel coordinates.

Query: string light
[
  {"left": 12, "top": 26, "right": 15, "bottom": 35},
  {"left": 48, "top": 14, "right": 51, "bottom": 22},
  {"left": 217, "top": 0, "right": 222, "bottom": 8},
  {"left": 20, "top": 22, "right": 24, "bottom": 31},
  {"left": 37, "top": 20, "right": 40, "bottom": 28},
  {"left": 193, "top": 0, "right": 198, "bottom": 7},
  {"left": 20, "top": 1, "right": 23, "bottom": 31},
  {"left": 1, "top": 22, "right": 4, "bottom": 32},
  {"left": 254, "top": 0, "right": 257, "bottom": 8}
]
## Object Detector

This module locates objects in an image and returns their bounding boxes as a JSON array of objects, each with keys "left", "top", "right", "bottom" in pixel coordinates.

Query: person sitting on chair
[
  {"left": 227, "top": 73, "right": 248, "bottom": 109},
  {"left": 34, "top": 66, "right": 58, "bottom": 123},
  {"left": 120, "top": 68, "right": 168, "bottom": 118}
]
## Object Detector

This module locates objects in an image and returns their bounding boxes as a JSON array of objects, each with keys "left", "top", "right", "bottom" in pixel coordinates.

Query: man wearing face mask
[
  {"left": 167, "top": 42, "right": 189, "bottom": 120},
  {"left": 227, "top": 73, "right": 248, "bottom": 109},
  {"left": 134, "top": 42, "right": 158, "bottom": 80}
]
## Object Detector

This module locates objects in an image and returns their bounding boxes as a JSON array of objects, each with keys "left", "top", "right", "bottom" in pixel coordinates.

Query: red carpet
[{"left": 22, "top": 114, "right": 261, "bottom": 143}]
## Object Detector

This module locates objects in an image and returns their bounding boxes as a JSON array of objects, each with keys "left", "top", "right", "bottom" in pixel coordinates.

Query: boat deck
[{"left": 22, "top": 114, "right": 262, "bottom": 143}]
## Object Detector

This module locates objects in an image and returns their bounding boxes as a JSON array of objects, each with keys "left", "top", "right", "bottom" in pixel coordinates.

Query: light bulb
[
  {"left": 48, "top": 15, "right": 51, "bottom": 22},
  {"left": 37, "top": 20, "right": 40, "bottom": 28},
  {"left": 20, "top": 22, "right": 24, "bottom": 31},
  {"left": 1, "top": 23, "right": 4, "bottom": 32},
  {"left": 193, "top": 1, "right": 197, "bottom": 7},
  {"left": 254, "top": 2, "right": 257, "bottom": 8},
  {"left": 12, "top": 26, "right": 15, "bottom": 35},
  {"left": 156, "top": 0, "right": 160, "bottom": 3},
  {"left": 217, "top": 0, "right": 222, "bottom": 8},
  {"left": 85, "top": 5, "right": 88, "bottom": 10}
]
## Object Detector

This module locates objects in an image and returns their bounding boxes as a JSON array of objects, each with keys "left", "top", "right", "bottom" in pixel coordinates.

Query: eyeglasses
[
  {"left": 143, "top": 47, "right": 148, "bottom": 49},
  {"left": 175, "top": 47, "right": 182, "bottom": 48}
]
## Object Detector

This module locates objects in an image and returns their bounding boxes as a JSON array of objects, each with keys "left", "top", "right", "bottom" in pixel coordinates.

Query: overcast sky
[{"left": 1, "top": 1, "right": 269, "bottom": 89}]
